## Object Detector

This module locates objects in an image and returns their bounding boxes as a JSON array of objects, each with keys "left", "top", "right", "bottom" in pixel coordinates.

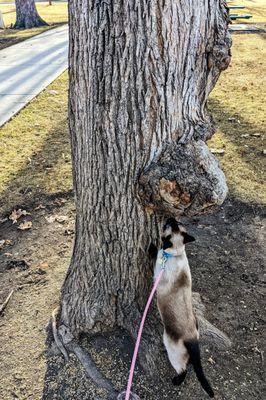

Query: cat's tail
[{"left": 184, "top": 340, "right": 214, "bottom": 398}]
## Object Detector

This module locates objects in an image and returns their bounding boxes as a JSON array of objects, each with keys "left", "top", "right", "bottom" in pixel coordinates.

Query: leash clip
[{"left": 160, "top": 255, "right": 168, "bottom": 270}]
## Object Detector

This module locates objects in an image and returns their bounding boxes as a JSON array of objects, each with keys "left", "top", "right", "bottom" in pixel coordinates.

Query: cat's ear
[{"left": 182, "top": 232, "right": 195, "bottom": 244}]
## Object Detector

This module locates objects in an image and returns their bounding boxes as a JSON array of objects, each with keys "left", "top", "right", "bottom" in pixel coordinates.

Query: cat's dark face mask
[{"left": 162, "top": 218, "right": 195, "bottom": 248}]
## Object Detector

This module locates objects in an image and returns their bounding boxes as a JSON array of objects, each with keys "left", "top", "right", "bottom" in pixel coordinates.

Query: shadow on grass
[
  {"left": 0, "top": 116, "right": 73, "bottom": 216},
  {"left": 0, "top": 94, "right": 264, "bottom": 217},
  {"left": 208, "top": 99, "right": 265, "bottom": 175}
]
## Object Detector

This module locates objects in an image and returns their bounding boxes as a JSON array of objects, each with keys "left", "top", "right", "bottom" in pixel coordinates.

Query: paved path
[{"left": 0, "top": 24, "right": 68, "bottom": 127}]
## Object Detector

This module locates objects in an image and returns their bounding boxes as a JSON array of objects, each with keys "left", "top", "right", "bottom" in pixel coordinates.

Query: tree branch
[{"left": 0, "top": 289, "right": 14, "bottom": 316}]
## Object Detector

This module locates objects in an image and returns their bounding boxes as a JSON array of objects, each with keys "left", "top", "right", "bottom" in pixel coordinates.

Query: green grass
[{"left": 0, "top": 3, "right": 68, "bottom": 50}]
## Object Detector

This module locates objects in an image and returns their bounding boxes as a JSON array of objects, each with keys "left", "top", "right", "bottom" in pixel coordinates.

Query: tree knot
[{"left": 138, "top": 140, "right": 228, "bottom": 217}]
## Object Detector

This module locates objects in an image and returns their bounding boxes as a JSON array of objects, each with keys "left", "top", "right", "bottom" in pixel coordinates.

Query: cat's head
[{"left": 161, "top": 217, "right": 195, "bottom": 252}]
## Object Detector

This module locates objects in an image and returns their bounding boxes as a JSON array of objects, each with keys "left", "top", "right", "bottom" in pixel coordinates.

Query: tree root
[
  {"left": 51, "top": 307, "right": 69, "bottom": 362},
  {"left": 192, "top": 292, "right": 232, "bottom": 349},
  {"left": 68, "top": 341, "right": 119, "bottom": 399},
  {"left": 51, "top": 308, "right": 119, "bottom": 400},
  {"left": 51, "top": 291, "right": 231, "bottom": 397}
]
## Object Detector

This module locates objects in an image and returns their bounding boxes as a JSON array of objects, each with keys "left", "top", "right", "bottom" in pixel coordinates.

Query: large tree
[
  {"left": 14, "top": 0, "right": 48, "bottom": 29},
  {"left": 56, "top": 0, "right": 231, "bottom": 395}
]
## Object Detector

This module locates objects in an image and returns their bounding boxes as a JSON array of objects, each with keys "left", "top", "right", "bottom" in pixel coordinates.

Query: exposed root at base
[
  {"left": 51, "top": 307, "right": 69, "bottom": 362},
  {"left": 51, "top": 308, "right": 119, "bottom": 400},
  {"left": 68, "top": 342, "right": 119, "bottom": 400}
]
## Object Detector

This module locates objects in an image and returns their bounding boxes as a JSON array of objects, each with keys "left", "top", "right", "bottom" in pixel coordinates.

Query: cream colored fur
[{"left": 154, "top": 233, "right": 198, "bottom": 376}]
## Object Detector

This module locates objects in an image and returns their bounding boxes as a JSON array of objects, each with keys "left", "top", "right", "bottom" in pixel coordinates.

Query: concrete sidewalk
[{"left": 0, "top": 24, "right": 68, "bottom": 127}]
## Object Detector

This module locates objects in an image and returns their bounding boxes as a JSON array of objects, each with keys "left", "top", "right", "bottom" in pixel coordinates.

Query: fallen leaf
[
  {"left": 251, "top": 133, "right": 261, "bottom": 138},
  {"left": 45, "top": 215, "right": 68, "bottom": 224},
  {"left": 55, "top": 215, "right": 68, "bottom": 223},
  {"left": 4, "top": 253, "right": 13, "bottom": 258},
  {"left": 18, "top": 221, "right": 32, "bottom": 231},
  {"left": 64, "top": 229, "right": 74, "bottom": 236},
  {"left": 34, "top": 204, "right": 45, "bottom": 211},
  {"left": 9, "top": 209, "right": 30, "bottom": 224},
  {"left": 180, "top": 192, "right": 191, "bottom": 204},
  {"left": 36, "top": 262, "right": 49, "bottom": 270},
  {"left": 210, "top": 148, "right": 225, "bottom": 155},
  {"left": 208, "top": 357, "right": 215, "bottom": 365},
  {"left": 45, "top": 216, "right": 56, "bottom": 223},
  {"left": 0, "top": 239, "right": 12, "bottom": 249},
  {"left": 49, "top": 90, "right": 58, "bottom": 95}
]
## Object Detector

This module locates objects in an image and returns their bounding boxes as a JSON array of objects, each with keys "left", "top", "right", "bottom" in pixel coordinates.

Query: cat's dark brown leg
[{"left": 172, "top": 370, "right": 187, "bottom": 386}]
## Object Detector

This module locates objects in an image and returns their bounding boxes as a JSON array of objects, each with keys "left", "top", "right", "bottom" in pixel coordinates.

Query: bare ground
[{"left": 0, "top": 194, "right": 265, "bottom": 400}]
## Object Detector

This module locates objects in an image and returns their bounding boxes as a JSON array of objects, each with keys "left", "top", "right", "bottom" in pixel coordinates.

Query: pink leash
[{"left": 124, "top": 257, "right": 167, "bottom": 400}]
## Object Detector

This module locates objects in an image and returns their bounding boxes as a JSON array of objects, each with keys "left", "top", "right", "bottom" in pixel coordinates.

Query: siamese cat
[{"left": 154, "top": 217, "right": 214, "bottom": 398}]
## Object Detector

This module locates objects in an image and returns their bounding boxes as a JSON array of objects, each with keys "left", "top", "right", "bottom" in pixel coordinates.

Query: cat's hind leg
[
  {"left": 163, "top": 332, "right": 189, "bottom": 386},
  {"left": 172, "top": 370, "right": 187, "bottom": 386}
]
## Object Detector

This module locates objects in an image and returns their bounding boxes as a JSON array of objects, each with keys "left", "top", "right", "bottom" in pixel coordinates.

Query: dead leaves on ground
[
  {"left": 8, "top": 209, "right": 32, "bottom": 231},
  {"left": 9, "top": 209, "right": 30, "bottom": 224},
  {"left": 0, "top": 239, "right": 13, "bottom": 250},
  {"left": 17, "top": 221, "right": 32, "bottom": 231},
  {"left": 45, "top": 215, "right": 68, "bottom": 224}
]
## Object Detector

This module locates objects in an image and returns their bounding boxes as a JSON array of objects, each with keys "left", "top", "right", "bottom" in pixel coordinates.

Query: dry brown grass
[
  {"left": 229, "top": 0, "right": 266, "bottom": 26},
  {"left": 0, "top": 2, "right": 68, "bottom": 50},
  {"left": 208, "top": 33, "right": 266, "bottom": 204},
  {"left": 0, "top": 34, "right": 265, "bottom": 214},
  {"left": 0, "top": 72, "right": 71, "bottom": 214}
]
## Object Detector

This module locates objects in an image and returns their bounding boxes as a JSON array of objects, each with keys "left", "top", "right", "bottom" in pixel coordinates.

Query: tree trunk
[
  {"left": 0, "top": 11, "right": 5, "bottom": 29},
  {"left": 60, "top": 0, "right": 231, "bottom": 359},
  {"left": 14, "top": 0, "right": 48, "bottom": 29}
]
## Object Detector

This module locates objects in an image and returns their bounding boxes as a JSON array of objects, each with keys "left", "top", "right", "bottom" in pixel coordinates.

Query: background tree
[
  {"left": 14, "top": 0, "right": 48, "bottom": 29},
  {"left": 57, "top": 0, "right": 231, "bottom": 392},
  {"left": 0, "top": 10, "right": 5, "bottom": 29}
]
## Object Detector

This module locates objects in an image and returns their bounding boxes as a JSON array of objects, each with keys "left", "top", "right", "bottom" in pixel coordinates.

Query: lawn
[
  {"left": 0, "top": 2, "right": 68, "bottom": 50},
  {"left": 0, "top": 33, "right": 265, "bottom": 214},
  {"left": 0, "top": 72, "right": 70, "bottom": 214},
  {"left": 208, "top": 33, "right": 266, "bottom": 204}
]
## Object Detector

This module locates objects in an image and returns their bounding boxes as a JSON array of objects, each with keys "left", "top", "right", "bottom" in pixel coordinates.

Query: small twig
[
  {"left": 254, "top": 346, "right": 264, "bottom": 366},
  {"left": 51, "top": 307, "right": 69, "bottom": 362},
  {"left": 0, "top": 289, "right": 14, "bottom": 316},
  {"left": 259, "top": 350, "right": 264, "bottom": 366}
]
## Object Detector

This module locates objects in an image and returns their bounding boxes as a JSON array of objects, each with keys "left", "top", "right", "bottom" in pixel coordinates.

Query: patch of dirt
[
  {"left": 0, "top": 194, "right": 74, "bottom": 400},
  {"left": 0, "top": 196, "right": 265, "bottom": 399}
]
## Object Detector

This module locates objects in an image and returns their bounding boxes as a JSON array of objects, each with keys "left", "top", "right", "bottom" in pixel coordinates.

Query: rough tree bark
[
  {"left": 59, "top": 0, "right": 231, "bottom": 379},
  {"left": 14, "top": 0, "right": 48, "bottom": 29}
]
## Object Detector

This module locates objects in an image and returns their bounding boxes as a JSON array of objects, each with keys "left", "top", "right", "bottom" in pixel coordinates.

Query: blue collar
[{"left": 162, "top": 250, "right": 175, "bottom": 259}]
